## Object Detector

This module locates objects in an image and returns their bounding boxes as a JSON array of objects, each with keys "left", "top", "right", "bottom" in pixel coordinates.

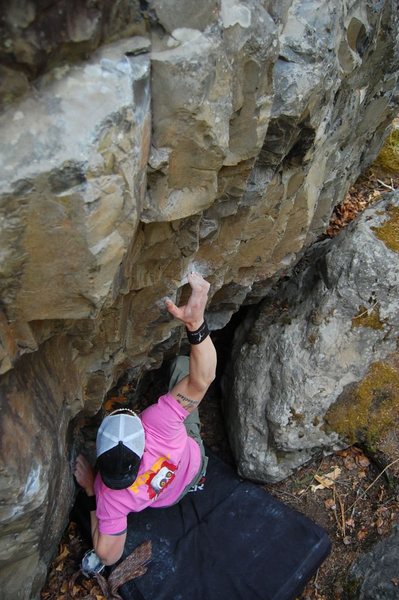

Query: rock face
[
  {"left": 222, "top": 193, "right": 399, "bottom": 483},
  {"left": 0, "top": 1, "right": 399, "bottom": 598},
  {"left": 346, "top": 525, "right": 399, "bottom": 599},
  {"left": 0, "top": 0, "right": 147, "bottom": 111}
]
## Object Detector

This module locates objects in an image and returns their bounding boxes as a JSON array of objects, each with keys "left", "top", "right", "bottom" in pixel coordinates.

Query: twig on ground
[
  {"left": 313, "top": 567, "right": 319, "bottom": 592},
  {"left": 346, "top": 458, "right": 399, "bottom": 513},
  {"left": 273, "top": 489, "right": 300, "bottom": 502},
  {"left": 376, "top": 178, "right": 395, "bottom": 191},
  {"left": 351, "top": 487, "right": 363, "bottom": 519},
  {"left": 337, "top": 491, "right": 346, "bottom": 538},
  {"left": 331, "top": 487, "right": 341, "bottom": 532}
]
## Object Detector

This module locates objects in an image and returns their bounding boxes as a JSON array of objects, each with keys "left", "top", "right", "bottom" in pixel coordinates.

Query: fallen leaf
[
  {"left": 391, "top": 578, "right": 399, "bottom": 586},
  {"left": 60, "top": 581, "right": 68, "bottom": 593},
  {"left": 104, "top": 396, "right": 128, "bottom": 411},
  {"left": 357, "top": 530, "right": 368, "bottom": 541},
  {"left": 311, "top": 467, "right": 341, "bottom": 491},
  {"left": 82, "top": 580, "right": 92, "bottom": 591},
  {"left": 55, "top": 544, "right": 70, "bottom": 563},
  {"left": 346, "top": 518, "right": 355, "bottom": 528},
  {"left": 324, "top": 498, "right": 336, "bottom": 509},
  {"left": 356, "top": 455, "right": 370, "bottom": 468},
  {"left": 337, "top": 449, "right": 350, "bottom": 458},
  {"left": 351, "top": 446, "right": 363, "bottom": 455},
  {"left": 343, "top": 456, "right": 357, "bottom": 470}
]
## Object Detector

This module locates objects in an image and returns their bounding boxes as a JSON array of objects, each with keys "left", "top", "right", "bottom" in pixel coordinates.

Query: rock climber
[{"left": 74, "top": 271, "right": 217, "bottom": 565}]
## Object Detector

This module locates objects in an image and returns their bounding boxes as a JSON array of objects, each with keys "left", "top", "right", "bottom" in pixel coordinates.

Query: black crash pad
[
  {"left": 74, "top": 451, "right": 330, "bottom": 600},
  {"left": 120, "top": 452, "right": 330, "bottom": 600}
]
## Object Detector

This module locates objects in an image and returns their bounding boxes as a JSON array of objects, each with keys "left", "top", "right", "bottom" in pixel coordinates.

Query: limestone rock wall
[{"left": 0, "top": 1, "right": 398, "bottom": 598}]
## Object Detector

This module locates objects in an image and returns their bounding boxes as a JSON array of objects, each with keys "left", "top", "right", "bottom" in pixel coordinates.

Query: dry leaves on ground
[
  {"left": 326, "top": 167, "right": 399, "bottom": 238},
  {"left": 272, "top": 445, "right": 399, "bottom": 599}
]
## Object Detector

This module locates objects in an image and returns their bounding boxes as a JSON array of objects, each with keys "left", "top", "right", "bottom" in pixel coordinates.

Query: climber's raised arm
[{"left": 165, "top": 272, "right": 217, "bottom": 412}]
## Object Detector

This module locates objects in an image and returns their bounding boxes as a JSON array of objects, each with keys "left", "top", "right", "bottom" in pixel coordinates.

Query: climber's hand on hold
[
  {"left": 165, "top": 271, "right": 210, "bottom": 331},
  {"left": 74, "top": 454, "right": 95, "bottom": 496}
]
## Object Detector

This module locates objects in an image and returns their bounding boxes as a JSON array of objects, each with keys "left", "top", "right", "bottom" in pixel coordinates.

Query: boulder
[
  {"left": 0, "top": 1, "right": 398, "bottom": 597},
  {"left": 222, "top": 192, "right": 399, "bottom": 482},
  {"left": 346, "top": 525, "right": 399, "bottom": 599}
]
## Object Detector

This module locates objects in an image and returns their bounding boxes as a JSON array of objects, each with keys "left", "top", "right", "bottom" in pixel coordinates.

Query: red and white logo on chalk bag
[{"left": 146, "top": 459, "right": 177, "bottom": 499}]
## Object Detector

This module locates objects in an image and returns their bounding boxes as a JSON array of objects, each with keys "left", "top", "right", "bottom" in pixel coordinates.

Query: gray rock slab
[{"left": 347, "top": 525, "right": 399, "bottom": 599}]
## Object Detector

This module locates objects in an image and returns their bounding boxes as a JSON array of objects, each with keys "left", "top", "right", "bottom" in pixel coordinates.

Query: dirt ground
[{"left": 41, "top": 165, "right": 399, "bottom": 599}]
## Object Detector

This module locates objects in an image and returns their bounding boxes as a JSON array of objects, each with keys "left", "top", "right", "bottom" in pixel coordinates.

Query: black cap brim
[{"left": 101, "top": 470, "right": 137, "bottom": 490}]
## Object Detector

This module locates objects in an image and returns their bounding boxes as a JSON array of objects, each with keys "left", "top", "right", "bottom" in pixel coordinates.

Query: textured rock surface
[
  {"left": 0, "top": 1, "right": 399, "bottom": 598},
  {"left": 0, "top": 38, "right": 151, "bottom": 321},
  {"left": 222, "top": 193, "right": 399, "bottom": 483},
  {"left": 0, "top": 0, "right": 146, "bottom": 111},
  {"left": 0, "top": 338, "right": 80, "bottom": 599},
  {"left": 0, "top": 36, "right": 152, "bottom": 599},
  {"left": 346, "top": 525, "right": 399, "bottom": 599}
]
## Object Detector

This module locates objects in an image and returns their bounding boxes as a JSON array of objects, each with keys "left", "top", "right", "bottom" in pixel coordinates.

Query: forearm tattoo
[{"left": 176, "top": 392, "right": 199, "bottom": 411}]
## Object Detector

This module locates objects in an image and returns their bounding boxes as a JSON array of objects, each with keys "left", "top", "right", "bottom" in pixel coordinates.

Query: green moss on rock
[
  {"left": 372, "top": 206, "right": 399, "bottom": 253},
  {"left": 325, "top": 362, "right": 399, "bottom": 449}
]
